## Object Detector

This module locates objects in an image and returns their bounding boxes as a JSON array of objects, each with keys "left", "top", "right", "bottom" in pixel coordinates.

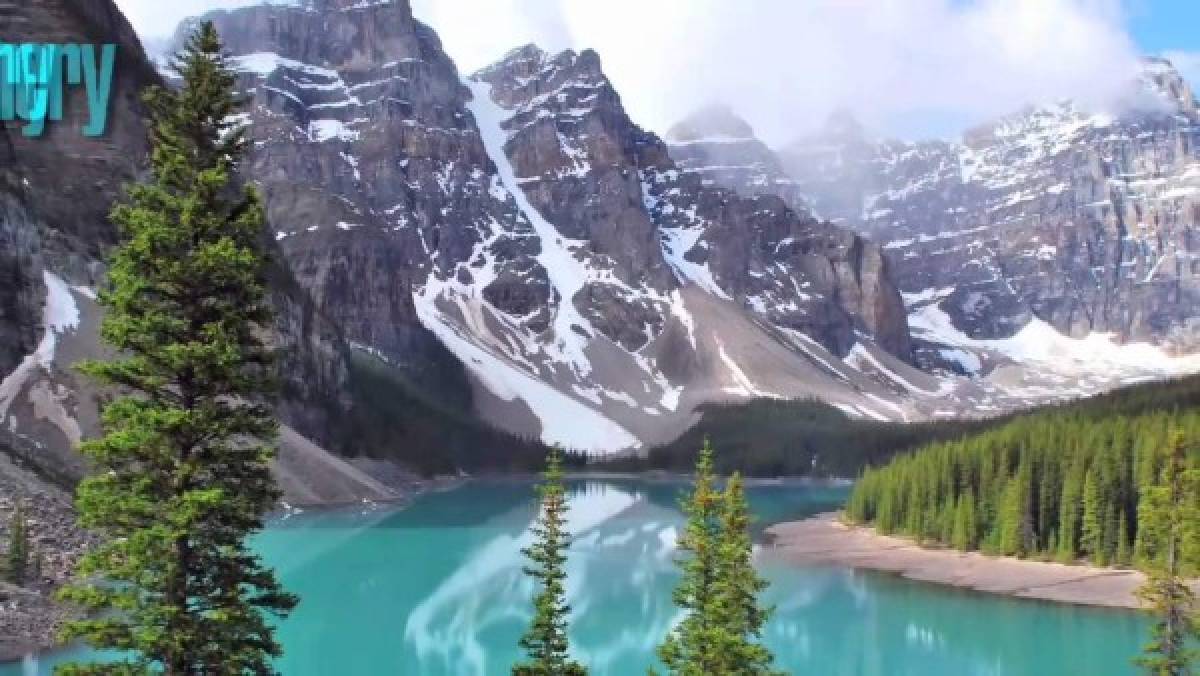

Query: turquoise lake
[{"left": 4, "top": 479, "right": 1149, "bottom": 675}]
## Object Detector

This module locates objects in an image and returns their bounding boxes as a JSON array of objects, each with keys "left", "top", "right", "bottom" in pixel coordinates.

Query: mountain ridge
[
  {"left": 6, "top": 0, "right": 1200, "bottom": 474},
  {"left": 776, "top": 56, "right": 1200, "bottom": 355},
  {"left": 185, "top": 3, "right": 922, "bottom": 453}
]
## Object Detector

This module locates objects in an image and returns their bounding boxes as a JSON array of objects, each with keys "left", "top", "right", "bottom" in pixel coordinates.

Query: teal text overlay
[{"left": 1, "top": 43, "right": 117, "bottom": 138}]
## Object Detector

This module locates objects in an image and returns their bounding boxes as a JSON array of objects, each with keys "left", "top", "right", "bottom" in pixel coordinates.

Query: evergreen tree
[
  {"left": 999, "top": 470, "right": 1030, "bottom": 556},
  {"left": 1058, "top": 455, "right": 1085, "bottom": 562},
  {"left": 844, "top": 390, "right": 1200, "bottom": 572},
  {"left": 513, "top": 447, "right": 586, "bottom": 676},
  {"left": 658, "top": 439, "right": 725, "bottom": 674},
  {"left": 57, "top": 22, "right": 296, "bottom": 675},
  {"left": 1117, "top": 513, "right": 1132, "bottom": 568},
  {"left": 711, "top": 474, "right": 782, "bottom": 675},
  {"left": 1134, "top": 432, "right": 1198, "bottom": 676},
  {"left": 6, "top": 502, "right": 29, "bottom": 586},
  {"left": 951, "top": 494, "right": 977, "bottom": 552},
  {"left": 1082, "top": 468, "right": 1107, "bottom": 565}
]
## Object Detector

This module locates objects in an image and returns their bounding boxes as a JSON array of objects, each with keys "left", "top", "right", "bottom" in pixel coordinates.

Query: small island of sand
[{"left": 763, "top": 513, "right": 1199, "bottom": 609}]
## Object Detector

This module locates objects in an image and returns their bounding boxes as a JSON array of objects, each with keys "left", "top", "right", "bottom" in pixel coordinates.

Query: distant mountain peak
[
  {"left": 476, "top": 43, "right": 607, "bottom": 84},
  {"left": 821, "top": 107, "right": 866, "bottom": 143},
  {"left": 665, "top": 104, "right": 756, "bottom": 143},
  {"left": 663, "top": 104, "right": 813, "bottom": 216},
  {"left": 1132, "top": 55, "right": 1197, "bottom": 116}
]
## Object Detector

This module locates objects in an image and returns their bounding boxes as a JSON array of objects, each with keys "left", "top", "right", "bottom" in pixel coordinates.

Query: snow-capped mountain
[
  {"left": 780, "top": 58, "right": 1200, "bottom": 364},
  {"left": 668, "top": 63, "right": 1200, "bottom": 414},
  {"left": 172, "top": 0, "right": 1200, "bottom": 446},
  {"left": 7, "top": 0, "right": 1200, "bottom": 470},
  {"left": 664, "top": 104, "right": 810, "bottom": 215},
  {"left": 0, "top": 0, "right": 415, "bottom": 503},
  {"left": 192, "top": 0, "right": 930, "bottom": 452}
]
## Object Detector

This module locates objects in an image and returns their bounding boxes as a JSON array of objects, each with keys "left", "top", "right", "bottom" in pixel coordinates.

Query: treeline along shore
[{"left": 843, "top": 375, "right": 1200, "bottom": 569}]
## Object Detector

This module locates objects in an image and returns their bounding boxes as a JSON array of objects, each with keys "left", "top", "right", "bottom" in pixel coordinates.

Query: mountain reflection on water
[{"left": 4, "top": 479, "right": 1146, "bottom": 676}]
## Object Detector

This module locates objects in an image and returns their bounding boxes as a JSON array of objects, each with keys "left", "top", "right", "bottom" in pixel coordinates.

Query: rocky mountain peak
[
  {"left": 1133, "top": 56, "right": 1197, "bottom": 116},
  {"left": 664, "top": 105, "right": 811, "bottom": 216},
  {"left": 185, "top": 0, "right": 445, "bottom": 75},
  {"left": 187, "top": 11, "right": 920, "bottom": 453},
  {"left": 477, "top": 44, "right": 609, "bottom": 90},
  {"left": 665, "top": 104, "right": 756, "bottom": 142},
  {"left": 776, "top": 53, "right": 1200, "bottom": 378},
  {"left": 821, "top": 107, "right": 867, "bottom": 144}
]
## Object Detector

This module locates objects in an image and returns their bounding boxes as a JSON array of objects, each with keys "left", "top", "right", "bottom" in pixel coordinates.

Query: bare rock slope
[
  {"left": 0, "top": 0, "right": 408, "bottom": 506},
  {"left": 193, "top": 0, "right": 921, "bottom": 451}
]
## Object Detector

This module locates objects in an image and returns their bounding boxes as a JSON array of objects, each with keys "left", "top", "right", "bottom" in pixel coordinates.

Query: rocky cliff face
[
  {"left": 780, "top": 58, "right": 1200, "bottom": 370},
  {"left": 0, "top": 0, "right": 414, "bottom": 504},
  {"left": 645, "top": 103, "right": 910, "bottom": 359},
  {"left": 0, "top": 154, "right": 43, "bottom": 379},
  {"left": 2, "top": 0, "right": 158, "bottom": 260},
  {"left": 194, "top": 0, "right": 918, "bottom": 451},
  {"left": 471, "top": 44, "right": 910, "bottom": 363},
  {"left": 0, "top": 0, "right": 157, "bottom": 483},
  {"left": 197, "top": 0, "right": 537, "bottom": 402}
]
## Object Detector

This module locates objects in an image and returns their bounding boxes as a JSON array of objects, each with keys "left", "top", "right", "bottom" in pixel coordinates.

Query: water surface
[{"left": 5, "top": 479, "right": 1147, "bottom": 675}]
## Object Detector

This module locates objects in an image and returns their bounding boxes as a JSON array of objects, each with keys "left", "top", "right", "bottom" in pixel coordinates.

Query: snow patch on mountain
[
  {"left": 910, "top": 302, "right": 1200, "bottom": 377},
  {"left": 844, "top": 343, "right": 946, "bottom": 396},
  {"left": 716, "top": 339, "right": 778, "bottom": 398},
  {"left": 468, "top": 79, "right": 603, "bottom": 376},
  {"left": 0, "top": 271, "right": 84, "bottom": 439},
  {"left": 658, "top": 224, "right": 729, "bottom": 300},
  {"left": 413, "top": 288, "right": 639, "bottom": 453}
]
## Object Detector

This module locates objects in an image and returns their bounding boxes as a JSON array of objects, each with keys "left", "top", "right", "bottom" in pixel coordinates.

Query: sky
[{"left": 113, "top": 0, "right": 1200, "bottom": 144}]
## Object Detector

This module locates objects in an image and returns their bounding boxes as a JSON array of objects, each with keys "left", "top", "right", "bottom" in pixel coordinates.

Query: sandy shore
[{"left": 764, "top": 513, "right": 1198, "bottom": 609}]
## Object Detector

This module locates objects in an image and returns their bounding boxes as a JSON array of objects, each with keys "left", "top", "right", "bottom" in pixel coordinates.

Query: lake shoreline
[
  {"left": 761, "top": 512, "right": 1188, "bottom": 610},
  {"left": 1, "top": 473, "right": 466, "bottom": 665}
]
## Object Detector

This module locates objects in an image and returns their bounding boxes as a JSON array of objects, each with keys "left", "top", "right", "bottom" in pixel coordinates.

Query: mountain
[
  {"left": 779, "top": 58, "right": 1200, "bottom": 364},
  {"left": 778, "top": 108, "right": 877, "bottom": 227},
  {"left": 664, "top": 104, "right": 810, "bottom": 214},
  {"left": 668, "top": 63, "right": 1200, "bottom": 410},
  {"left": 0, "top": 0, "right": 425, "bottom": 504},
  {"left": 191, "top": 0, "right": 927, "bottom": 453},
  {"left": 10, "top": 0, "right": 1200, "bottom": 475}
]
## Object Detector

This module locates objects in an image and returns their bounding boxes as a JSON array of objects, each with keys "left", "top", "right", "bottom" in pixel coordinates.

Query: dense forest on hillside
[
  {"left": 845, "top": 376, "right": 1200, "bottom": 571},
  {"left": 324, "top": 354, "right": 565, "bottom": 475},
  {"left": 599, "top": 375, "right": 1200, "bottom": 479},
  {"left": 595, "top": 399, "right": 991, "bottom": 477}
]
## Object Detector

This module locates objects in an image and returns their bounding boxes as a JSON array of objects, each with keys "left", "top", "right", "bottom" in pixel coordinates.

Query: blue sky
[
  {"left": 1127, "top": 0, "right": 1200, "bottom": 53},
  {"left": 1125, "top": 0, "right": 1200, "bottom": 86}
]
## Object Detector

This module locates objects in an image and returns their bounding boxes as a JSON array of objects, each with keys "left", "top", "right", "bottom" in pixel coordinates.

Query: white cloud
[
  {"left": 414, "top": 0, "right": 1144, "bottom": 143},
  {"left": 114, "top": 0, "right": 269, "bottom": 39},
  {"left": 118, "top": 0, "right": 1148, "bottom": 143}
]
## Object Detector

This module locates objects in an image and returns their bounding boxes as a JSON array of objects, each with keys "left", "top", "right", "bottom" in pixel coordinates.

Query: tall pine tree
[
  {"left": 1082, "top": 467, "right": 1107, "bottom": 565},
  {"left": 1134, "top": 431, "right": 1198, "bottom": 676},
  {"left": 513, "top": 447, "right": 586, "bottom": 676},
  {"left": 658, "top": 439, "right": 725, "bottom": 673},
  {"left": 6, "top": 501, "right": 29, "bottom": 586},
  {"left": 711, "top": 473, "right": 781, "bottom": 675},
  {"left": 57, "top": 22, "right": 296, "bottom": 675}
]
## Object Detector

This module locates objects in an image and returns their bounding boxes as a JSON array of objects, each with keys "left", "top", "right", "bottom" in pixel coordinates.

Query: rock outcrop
[
  {"left": 473, "top": 44, "right": 910, "bottom": 364},
  {"left": 0, "top": 0, "right": 414, "bottom": 505},
  {"left": 781, "top": 58, "right": 1200, "bottom": 367},
  {"left": 191, "top": 0, "right": 917, "bottom": 451}
]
